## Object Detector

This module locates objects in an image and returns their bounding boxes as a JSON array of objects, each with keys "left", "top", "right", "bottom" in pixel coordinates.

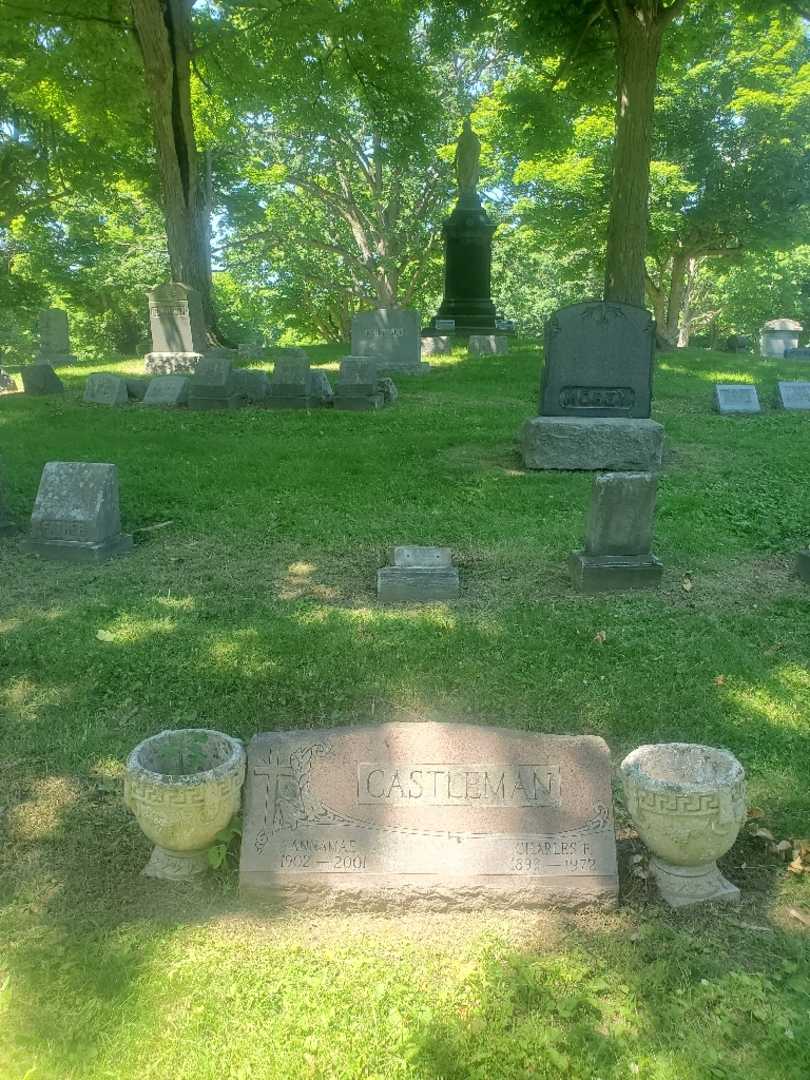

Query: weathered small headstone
[
  {"left": 21, "top": 363, "right": 64, "bottom": 396},
  {"left": 777, "top": 381, "right": 810, "bottom": 410},
  {"left": 142, "top": 375, "right": 189, "bottom": 407},
  {"left": 37, "top": 308, "right": 76, "bottom": 364},
  {"left": 378, "top": 546, "right": 460, "bottom": 602},
  {"left": 83, "top": 373, "right": 129, "bottom": 407},
  {"left": 25, "top": 462, "right": 133, "bottom": 562},
  {"left": 351, "top": 308, "right": 429, "bottom": 375},
  {"left": 521, "top": 416, "right": 664, "bottom": 471},
  {"left": 239, "top": 722, "right": 619, "bottom": 910},
  {"left": 541, "top": 302, "right": 654, "bottom": 419},
  {"left": 421, "top": 336, "right": 452, "bottom": 357},
  {"left": 468, "top": 335, "right": 508, "bottom": 356},
  {"left": 0, "top": 369, "right": 19, "bottom": 393},
  {"left": 187, "top": 356, "right": 241, "bottom": 411},
  {"left": 713, "top": 384, "right": 761, "bottom": 414},
  {"left": 126, "top": 377, "right": 151, "bottom": 401},
  {"left": 308, "top": 369, "right": 334, "bottom": 406},
  {"left": 784, "top": 347, "right": 810, "bottom": 360},
  {"left": 144, "top": 282, "right": 206, "bottom": 374},
  {"left": 334, "top": 357, "right": 385, "bottom": 411},
  {"left": 569, "top": 472, "right": 663, "bottom": 592},
  {"left": 267, "top": 356, "right": 311, "bottom": 409},
  {"left": 233, "top": 368, "right": 271, "bottom": 404}
]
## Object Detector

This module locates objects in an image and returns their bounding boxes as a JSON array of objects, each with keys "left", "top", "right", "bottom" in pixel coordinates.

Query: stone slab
[
  {"left": 144, "top": 352, "right": 201, "bottom": 376},
  {"left": 521, "top": 417, "right": 664, "bottom": 471},
  {"left": 83, "top": 373, "right": 129, "bottom": 407},
  {"left": 377, "top": 566, "right": 460, "bottom": 602},
  {"left": 239, "top": 723, "right": 618, "bottom": 910},
  {"left": 777, "top": 381, "right": 810, "bottom": 410},
  {"left": 21, "top": 364, "right": 64, "bottom": 396},
  {"left": 143, "top": 375, "right": 189, "bottom": 407},
  {"left": 37, "top": 308, "right": 76, "bottom": 363},
  {"left": 351, "top": 308, "right": 421, "bottom": 371},
  {"left": 25, "top": 462, "right": 132, "bottom": 562},
  {"left": 541, "top": 301, "right": 654, "bottom": 419},
  {"left": 569, "top": 552, "right": 663, "bottom": 593},
  {"left": 469, "top": 335, "right": 508, "bottom": 356},
  {"left": 713, "top": 384, "right": 761, "bottom": 414},
  {"left": 585, "top": 472, "right": 657, "bottom": 557}
]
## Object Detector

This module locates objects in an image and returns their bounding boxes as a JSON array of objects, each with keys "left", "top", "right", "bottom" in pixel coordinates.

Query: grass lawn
[{"left": 1, "top": 343, "right": 809, "bottom": 1079}]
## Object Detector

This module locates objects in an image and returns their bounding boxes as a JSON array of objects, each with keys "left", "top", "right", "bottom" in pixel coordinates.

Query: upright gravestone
[
  {"left": 351, "top": 308, "right": 429, "bottom": 375},
  {"left": 144, "top": 282, "right": 207, "bottom": 375},
  {"left": 713, "top": 384, "right": 761, "bottom": 415},
  {"left": 334, "top": 357, "right": 385, "bottom": 411},
  {"left": 37, "top": 308, "right": 76, "bottom": 365},
  {"left": 240, "top": 722, "right": 618, "bottom": 910},
  {"left": 21, "top": 364, "right": 64, "bottom": 396},
  {"left": 25, "top": 462, "right": 133, "bottom": 562},
  {"left": 83, "top": 373, "right": 129, "bottom": 407},
  {"left": 521, "top": 301, "right": 664, "bottom": 471},
  {"left": 267, "top": 356, "right": 311, "bottom": 409},
  {"left": 777, "top": 381, "right": 810, "bottom": 411},
  {"left": 378, "top": 546, "right": 460, "bottom": 602},
  {"left": 142, "top": 375, "right": 189, "bottom": 407},
  {"left": 187, "top": 356, "right": 241, "bottom": 411},
  {"left": 569, "top": 472, "right": 663, "bottom": 592}
]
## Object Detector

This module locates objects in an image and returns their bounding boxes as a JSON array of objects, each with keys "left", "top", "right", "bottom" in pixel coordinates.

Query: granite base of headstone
[
  {"left": 784, "top": 347, "right": 810, "bottom": 360},
  {"left": 126, "top": 377, "right": 151, "bottom": 401},
  {"left": 144, "top": 351, "right": 202, "bottom": 376},
  {"left": 776, "top": 381, "right": 810, "bottom": 410},
  {"left": 24, "top": 462, "right": 133, "bottom": 563},
  {"left": 143, "top": 282, "right": 207, "bottom": 375},
  {"left": 233, "top": 368, "right": 271, "bottom": 404},
  {"left": 421, "top": 336, "right": 452, "bottom": 357},
  {"left": 37, "top": 308, "right": 76, "bottom": 365},
  {"left": 239, "top": 722, "right": 619, "bottom": 910},
  {"left": 351, "top": 308, "right": 430, "bottom": 376},
  {"left": 521, "top": 417, "right": 664, "bottom": 471},
  {"left": 569, "top": 472, "right": 662, "bottom": 593},
  {"left": 377, "top": 546, "right": 459, "bottom": 602},
  {"left": 21, "top": 363, "right": 64, "bottom": 396},
  {"left": 0, "top": 369, "right": 19, "bottom": 393},
  {"left": 713, "top": 384, "right": 761, "bottom": 414},
  {"left": 142, "top": 375, "right": 189, "bottom": 407},
  {"left": 188, "top": 357, "right": 241, "bottom": 411},
  {"left": 468, "top": 335, "right": 508, "bottom": 356},
  {"left": 83, "top": 373, "right": 129, "bottom": 407},
  {"left": 334, "top": 357, "right": 385, "bottom": 411},
  {"left": 797, "top": 550, "right": 810, "bottom": 584}
]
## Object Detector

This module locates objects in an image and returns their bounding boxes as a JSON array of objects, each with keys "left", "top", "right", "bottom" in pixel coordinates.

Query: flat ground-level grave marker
[{"left": 240, "top": 722, "right": 618, "bottom": 910}]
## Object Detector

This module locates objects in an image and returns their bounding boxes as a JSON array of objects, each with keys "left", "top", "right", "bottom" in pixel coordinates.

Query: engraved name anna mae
[{"left": 357, "top": 763, "right": 561, "bottom": 808}]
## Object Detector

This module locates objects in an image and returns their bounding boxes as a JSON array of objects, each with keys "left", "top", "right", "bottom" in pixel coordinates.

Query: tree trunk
[
  {"left": 604, "top": 11, "right": 664, "bottom": 306},
  {"left": 665, "top": 248, "right": 690, "bottom": 343},
  {"left": 131, "top": 0, "right": 214, "bottom": 332}
]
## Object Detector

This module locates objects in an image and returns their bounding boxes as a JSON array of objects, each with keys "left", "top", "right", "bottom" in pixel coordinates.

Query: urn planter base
[
  {"left": 143, "top": 845, "right": 210, "bottom": 881},
  {"left": 651, "top": 857, "right": 740, "bottom": 908}
]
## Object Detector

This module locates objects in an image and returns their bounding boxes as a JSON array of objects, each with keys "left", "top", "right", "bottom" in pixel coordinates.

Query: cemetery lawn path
[{"left": 1, "top": 345, "right": 809, "bottom": 1079}]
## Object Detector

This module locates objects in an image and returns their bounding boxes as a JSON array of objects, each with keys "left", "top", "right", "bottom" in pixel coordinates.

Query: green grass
[{"left": 1, "top": 344, "right": 809, "bottom": 1079}]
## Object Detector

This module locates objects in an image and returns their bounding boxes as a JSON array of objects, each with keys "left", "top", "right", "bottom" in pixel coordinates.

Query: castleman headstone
[
  {"left": 25, "top": 462, "right": 133, "bottom": 562},
  {"left": 351, "top": 308, "right": 429, "bottom": 375},
  {"left": 240, "top": 722, "right": 618, "bottom": 910},
  {"left": 713, "top": 384, "right": 761, "bottom": 415},
  {"left": 777, "top": 381, "right": 810, "bottom": 411},
  {"left": 569, "top": 472, "right": 663, "bottom": 592},
  {"left": 144, "top": 282, "right": 207, "bottom": 375},
  {"left": 37, "top": 308, "right": 76, "bottom": 364},
  {"left": 21, "top": 364, "right": 64, "bottom": 396},
  {"left": 83, "top": 373, "right": 129, "bottom": 407}
]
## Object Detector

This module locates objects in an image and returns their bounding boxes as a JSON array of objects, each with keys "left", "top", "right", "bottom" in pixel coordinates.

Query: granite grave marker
[
  {"left": 267, "top": 355, "right": 311, "bottom": 409},
  {"left": 21, "top": 364, "right": 64, "bottom": 396},
  {"left": 713, "top": 384, "right": 761, "bottom": 414},
  {"left": 334, "top": 357, "right": 385, "bottom": 411},
  {"left": 351, "top": 308, "right": 429, "bottom": 375},
  {"left": 240, "top": 722, "right": 618, "bottom": 910},
  {"left": 188, "top": 356, "right": 241, "bottom": 411},
  {"left": 144, "top": 282, "right": 206, "bottom": 374},
  {"left": 142, "top": 375, "right": 189, "bottom": 407},
  {"left": 25, "top": 462, "right": 133, "bottom": 562},
  {"left": 37, "top": 308, "right": 76, "bottom": 364},
  {"left": 233, "top": 368, "right": 271, "bottom": 404},
  {"left": 377, "top": 546, "right": 460, "bottom": 602},
  {"left": 83, "top": 373, "right": 129, "bottom": 407},
  {"left": 777, "top": 381, "right": 810, "bottom": 410},
  {"left": 468, "top": 335, "right": 508, "bottom": 356}
]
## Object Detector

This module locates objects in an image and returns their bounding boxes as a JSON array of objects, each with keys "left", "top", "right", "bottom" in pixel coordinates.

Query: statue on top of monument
[{"left": 454, "top": 117, "right": 481, "bottom": 198}]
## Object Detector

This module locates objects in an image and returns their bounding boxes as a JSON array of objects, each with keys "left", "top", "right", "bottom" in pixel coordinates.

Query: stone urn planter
[
  {"left": 620, "top": 743, "right": 746, "bottom": 908},
  {"left": 797, "top": 550, "right": 810, "bottom": 584},
  {"left": 124, "top": 728, "right": 246, "bottom": 880}
]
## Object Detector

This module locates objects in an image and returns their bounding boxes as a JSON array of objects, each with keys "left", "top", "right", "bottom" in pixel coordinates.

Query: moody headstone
[
  {"left": 142, "top": 375, "right": 189, "bottom": 407},
  {"left": 37, "top": 308, "right": 76, "bottom": 364},
  {"left": 351, "top": 308, "right": 429, "bottom": 375},
  {"left": 240, "top": 722, "right": 618, "bottom": 910},
  {"left": 334, "top": 357, "right": 385, "bottom": 411},
  {"left": 187, "top": 356, "right": 240, "bottom": 411},
  {"left": 777, "top": 381, "right": 810, "bottom": 411},
  {"left": 144, "top": 282, "right": 206, "bottom": 374},
  {"left": 21, "top": 364, "right": 64, "bottom": 396},
  {"left": 468, "top": 335, "right": 508, "bottom": 356},
  {"left": 569, "top": 472, "right": 663, "bottom": 592},
  {"left": 25, "top": 462, "right": 133, "bottom": 562},
  {"left": 83, "top": 373, "right": 129, "bottom": 407},
  {"left": 378, "top": 546, "right": 460, "bottom": 602},
  {"left": 267, "top": 356, "right": 311, "bottom": 409},
  {"left": 759, "top": 318, "right": 801, "bottom": 358},
  {"left": 713, "top": 384, "right": 761, "bottom": 415}
]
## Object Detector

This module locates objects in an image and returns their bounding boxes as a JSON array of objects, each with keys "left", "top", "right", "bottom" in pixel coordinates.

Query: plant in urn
[
  {"left": 620, "top": 743, "right": 746, "bottom": 907},
  {"left": 124, "top": 728, "right": 246, "bottom": 880}
]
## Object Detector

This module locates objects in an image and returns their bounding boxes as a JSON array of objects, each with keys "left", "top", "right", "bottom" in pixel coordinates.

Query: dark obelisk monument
[{"left": 424, "top": 119, "right": 502, "bottom": 337}]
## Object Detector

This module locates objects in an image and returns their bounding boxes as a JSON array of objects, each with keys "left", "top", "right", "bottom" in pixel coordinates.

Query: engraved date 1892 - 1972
[{"left": 511, "top": 839, "right": 597, "bottom": 874}]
